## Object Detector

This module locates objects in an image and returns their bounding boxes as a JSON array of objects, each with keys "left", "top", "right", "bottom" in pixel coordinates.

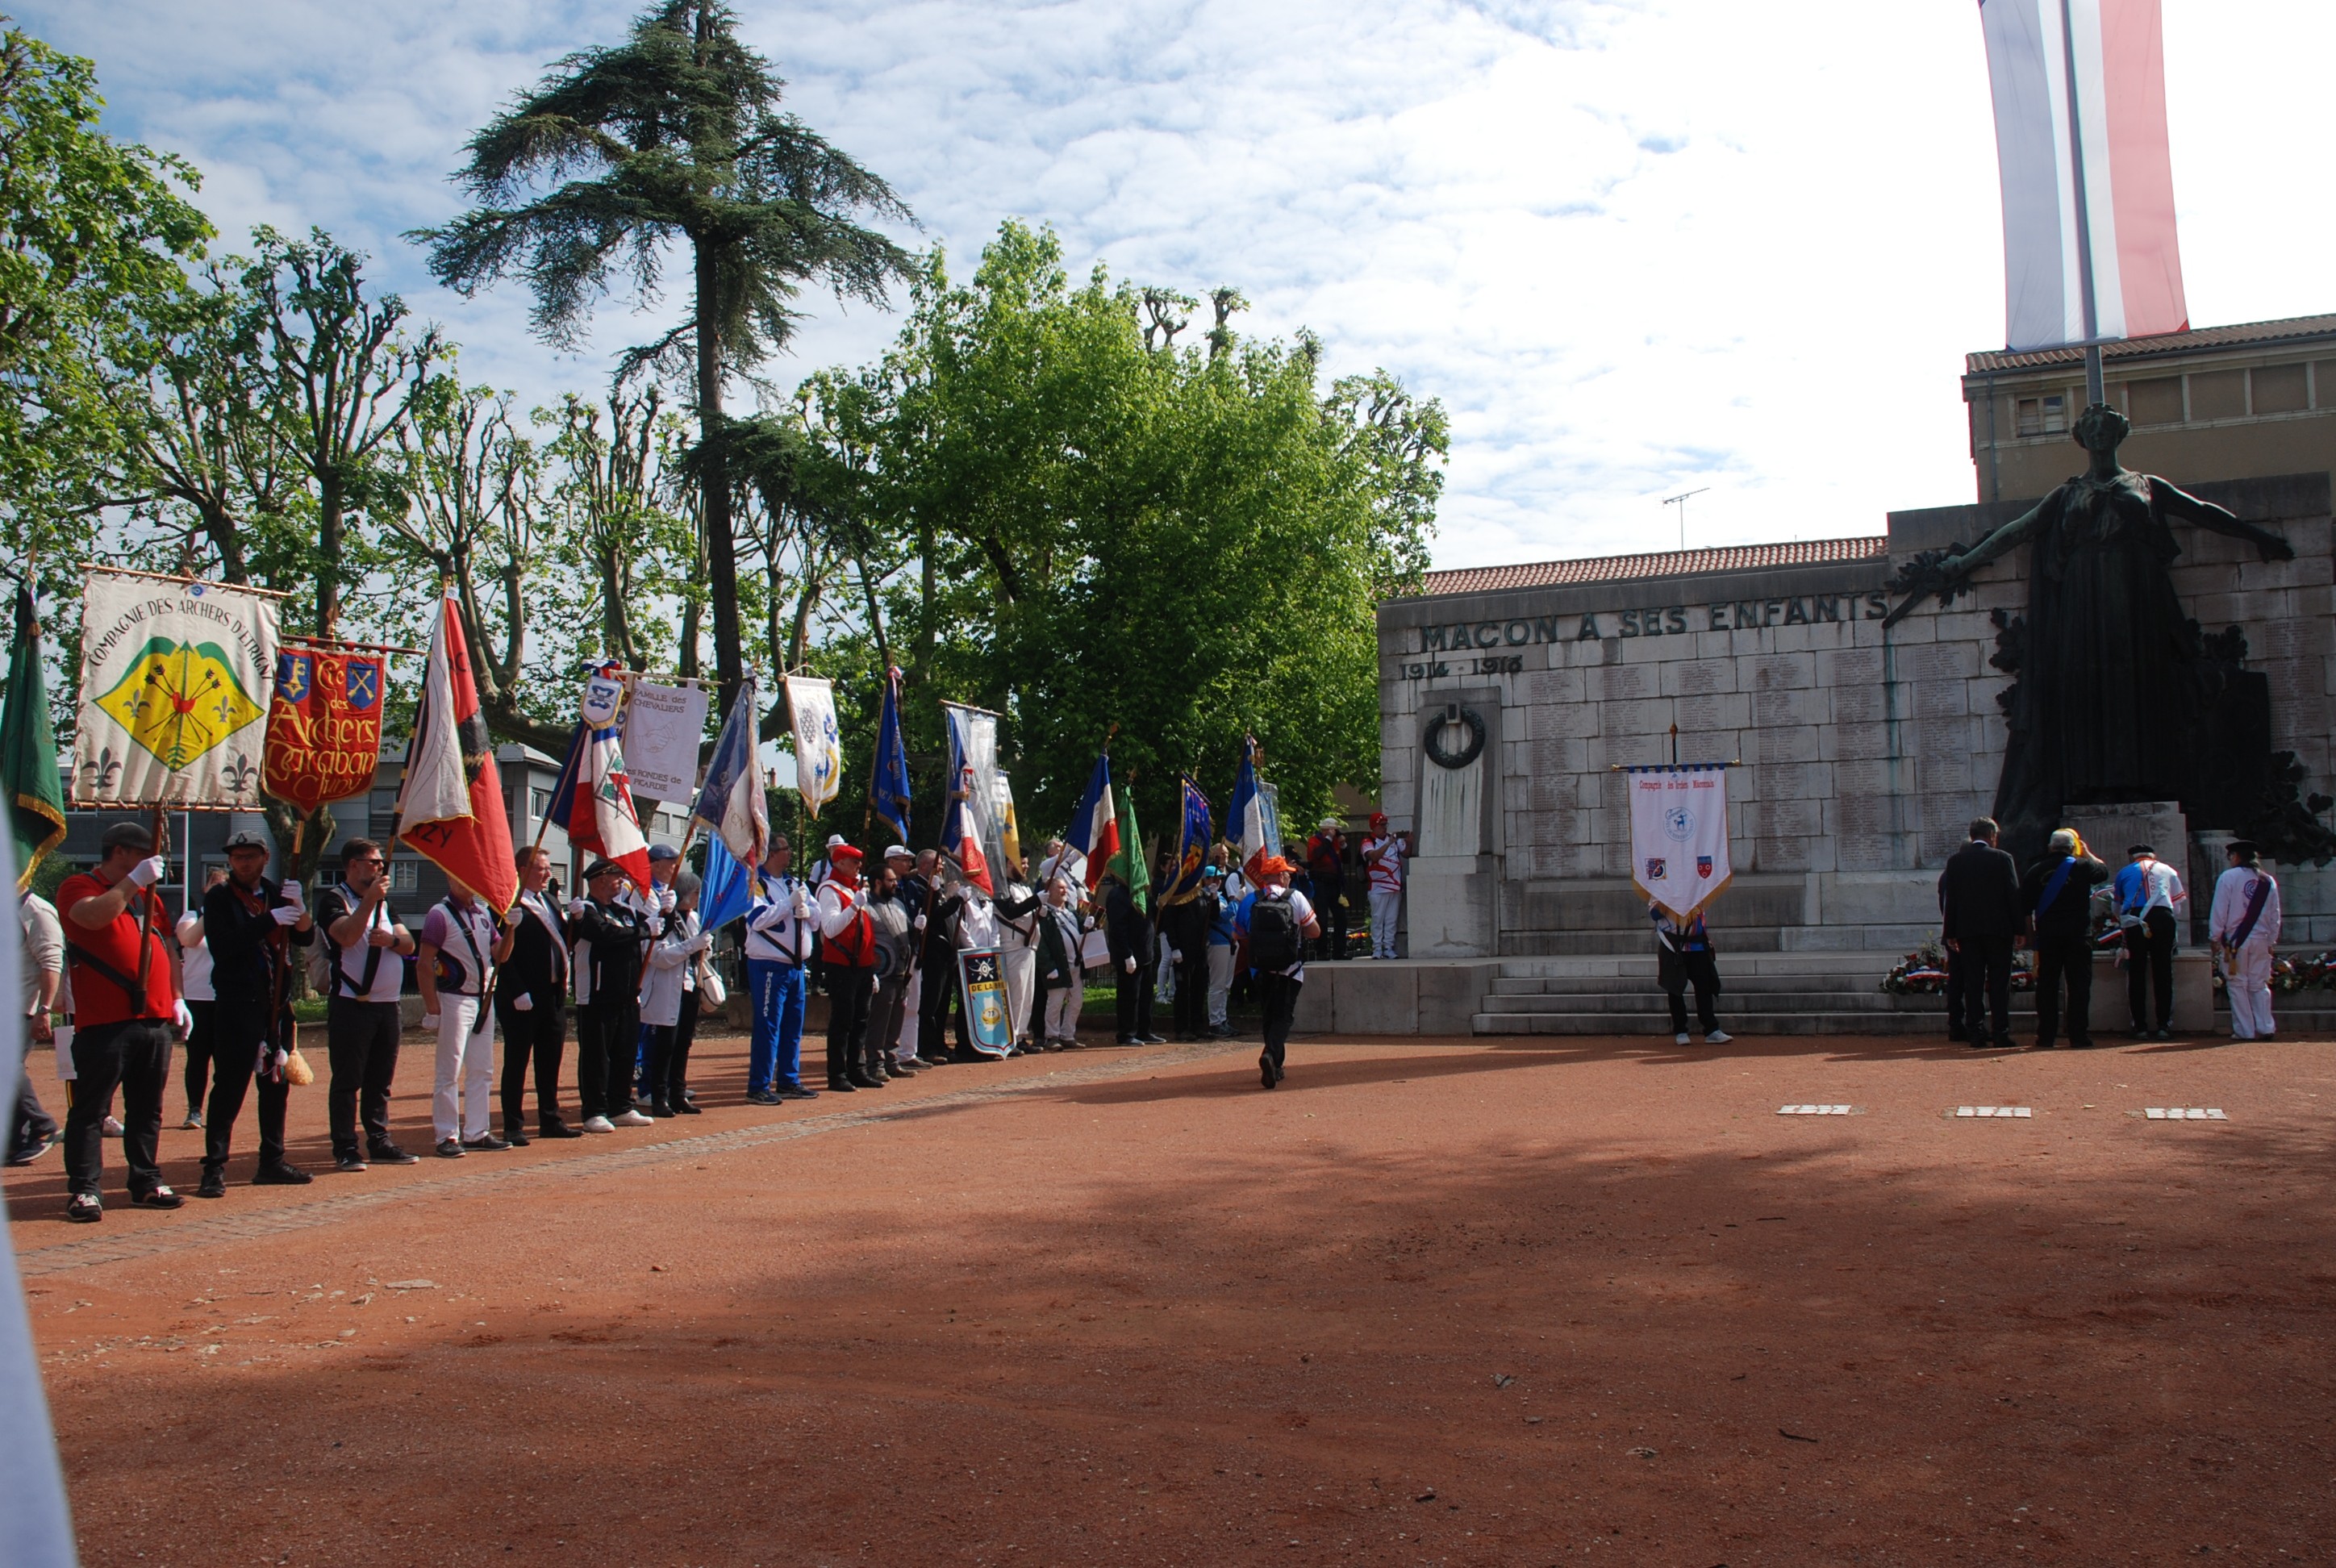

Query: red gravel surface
[{"left": 8, "top": 1024, "right": 2334, "bottom": 1566}]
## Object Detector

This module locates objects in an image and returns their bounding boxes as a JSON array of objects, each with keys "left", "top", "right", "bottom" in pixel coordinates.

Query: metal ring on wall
[{"left": 1424, "top": 706, "right": 1487, "bottom": 770}]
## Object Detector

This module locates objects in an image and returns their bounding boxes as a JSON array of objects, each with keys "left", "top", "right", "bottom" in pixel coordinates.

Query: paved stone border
[{"left": 17, "top": 1040, "right": 1242, "bottom": 1279}]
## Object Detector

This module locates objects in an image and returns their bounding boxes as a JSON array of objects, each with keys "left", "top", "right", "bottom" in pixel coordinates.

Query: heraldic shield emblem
[{"left": 262, "top": 646, "right": 389, "bottom": 811}]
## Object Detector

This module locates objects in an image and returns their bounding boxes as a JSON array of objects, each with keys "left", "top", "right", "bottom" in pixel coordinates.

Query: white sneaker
[
  {"left": 612, "top": 1109, "right": 653, "bottom": 1128},
  {"left": 581, "top": 1116, "right": 615, "bottom": 1134},
  {"left": 1673, "top": 1032, "right": 1690, "bottom": 1046},
  {"left": 1704, "top": 1029, "right": 1733, "bottom": 1045}
]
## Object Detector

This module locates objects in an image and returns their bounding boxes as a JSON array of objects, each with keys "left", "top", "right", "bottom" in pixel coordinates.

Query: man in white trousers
[
  {"left": 417, "top": 878, "right": 516, "bottom": 1157},
  {"left": 1361, "top": 812, "right": 1410, "bottom": 960},
  {"left": 2209, "top": 840, "right": 2281, "bottom": 1041}
]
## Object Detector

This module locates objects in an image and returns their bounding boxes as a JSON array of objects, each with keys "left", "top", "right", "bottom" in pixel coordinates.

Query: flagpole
[{"left": 2056, "top": 0, "right": 2107, "bottom": 406}]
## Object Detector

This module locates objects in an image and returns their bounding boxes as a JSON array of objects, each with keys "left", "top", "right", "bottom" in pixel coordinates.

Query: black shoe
[
  {"left": 778, "top": 1084, "right": 820, "bottom": 1101},
  {"left": 195, "top": 1170, "right": 227, "bottom": 1199},
  {"left": 463, "top": 1132, "right": 511, "bottom": 1151},
  {"left": 2032, "top": 1038, "right": 2058, "bottom": 1051},
  {"left": 745, "top": 1090, "right": 783, "bottom": 1106},
  {"left": 369, "top": 1144, "right": 420, "bottom": 1166},
  {"left": 435, "top": 1138, "right": 466, "bottom": 1159},
  {"left": 2154, "top": 1028, "right": 2173, "bottom": 1040},
  {"left": 2069, "top": 1038, "right": 2097, "bottom": 1050},
  {"left": 913, "top": 1055, "right": 950, "bottom": 1069},
  {"left": 1116, "top": 1034, "right": 1138, "bottom": 1045},
  {"left": 674, "top": 1097, "right": 703, "bottom": 1114},
  {"left": 131, "top": 1186, "right": 185, "bottom": 1210},
  {"left": 1260, "top": 1052, "right": 1277, "bottom": 1090},
  {"left": 826, "top": 1078, "right": 858, "bottom": 1093},
  {"left": 649, "top": 1100, "right": 678, "bottom": 1119},
  {"left": 846, "top": 1071, "right": 885, "bottom": 1089},
  {"left": 503, "top": 1126, "right": 532, "bottom": 1148},
  {"left": 888, "top": 1060, "right": 919, "bottom": 1077},
  {"left": 1141, "top": 1033, "right": 1168, "bottom": 1045},
  {"left": 65, "top": 1193, "right": 102, "bottom": 1224},
  {"left": 537, "top": 1121, "right": 583, "bottom": 1139},
  {"left": 254, "top": 1161, "right": 312, "bottom": 1186},
  {"left": 334, "top": 1152, "right": 369, "bottom": 1174}
]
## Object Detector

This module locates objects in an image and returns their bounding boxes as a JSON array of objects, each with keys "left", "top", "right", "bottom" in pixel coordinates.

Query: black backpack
[{"left": 1246, "top": 891, "right": 1301, "bottom": 970}]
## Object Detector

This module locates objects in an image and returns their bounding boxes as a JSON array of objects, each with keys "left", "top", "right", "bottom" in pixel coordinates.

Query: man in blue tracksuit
[{"left": 744, "top": 836, "right": 819, "bottom": 1105}]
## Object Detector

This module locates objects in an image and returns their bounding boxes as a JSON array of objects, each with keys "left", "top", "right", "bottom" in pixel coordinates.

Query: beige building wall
[{"left": 1963, "top": 315, "right": 2336, "bottom": 503}]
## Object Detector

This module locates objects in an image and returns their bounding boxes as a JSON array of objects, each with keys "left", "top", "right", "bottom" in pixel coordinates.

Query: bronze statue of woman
[{"left": 1888, "top": 402, "right": 2292, "bottom": 853}]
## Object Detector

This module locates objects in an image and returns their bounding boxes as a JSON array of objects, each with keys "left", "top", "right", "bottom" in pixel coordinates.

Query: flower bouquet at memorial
[
  {"left": 2010, "top": 949, "right": 2037, "bottom": 992},
  {"left": 1879, "top": 938, "right": 1952, "bottom": 995},
  {"left": 2269, "top": 952, "right": 2336, "bottom": 994}
]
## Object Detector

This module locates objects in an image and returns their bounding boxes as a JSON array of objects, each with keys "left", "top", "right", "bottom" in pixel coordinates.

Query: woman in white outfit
[{"left": 640, "top": 872, "right": 713, "bottom": 1115}]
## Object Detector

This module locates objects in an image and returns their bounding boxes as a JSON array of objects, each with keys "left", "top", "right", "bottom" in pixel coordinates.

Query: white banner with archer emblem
[
  {"left": 73, "top": 571, "right": 279, "bottom": 809},
  {"left": 1627, "top": 764, "right": 1732, "bottom": 922}
]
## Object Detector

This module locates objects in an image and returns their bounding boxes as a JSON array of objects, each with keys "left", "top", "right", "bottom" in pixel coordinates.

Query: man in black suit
[
  {"left": 2019, "top": 828, "right": 2111, "bottom": 1049},
  {"left": 1938, "top": 816, "right": 2022, "bottom": 1049}
]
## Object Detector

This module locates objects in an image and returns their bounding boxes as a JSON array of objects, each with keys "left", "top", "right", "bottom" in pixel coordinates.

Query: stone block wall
[{"left": 1380, "top": 472, "right": 2336, "bottom": 954}]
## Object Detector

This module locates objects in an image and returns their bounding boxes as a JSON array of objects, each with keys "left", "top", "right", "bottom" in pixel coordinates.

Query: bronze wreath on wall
[{"left": 1424, "top": 704, "right": 1487, "bottom": 770}]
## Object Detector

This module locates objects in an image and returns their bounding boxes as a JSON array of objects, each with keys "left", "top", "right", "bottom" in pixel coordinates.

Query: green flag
[
  {"left": 1109, "top": 782, "right": 1149, "bottom": 914},
  {"left": 2, "top": 585, "right": 65, "bottom": 890}
]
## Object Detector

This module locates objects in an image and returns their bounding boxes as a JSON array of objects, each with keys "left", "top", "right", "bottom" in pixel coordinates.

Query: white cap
[
  {"left": 883, "top": 844, "right": 911, "bottom": 860},
  {"left": 826, "top": 833, "right": 846, "bottom": 849}
]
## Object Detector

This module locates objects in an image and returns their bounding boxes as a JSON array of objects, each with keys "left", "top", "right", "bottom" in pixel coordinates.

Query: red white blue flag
[
  {"left": 1061, "top": 750, "right": 1119, "bottom": 894},
  {"left": 1227, "top": 736, "right": 1272, "bottom": 881},
  {"left": 1979, "top": 0, "right": 2186, "bottom": 351},
  {"left": 544, "top": 665, "right": 653, "bottom": 890}
]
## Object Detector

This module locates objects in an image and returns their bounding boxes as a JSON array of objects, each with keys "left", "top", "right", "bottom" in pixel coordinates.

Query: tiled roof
[
  {"left": 1408, "top": 536, "right": 1890, "bottom": 600},
  {"left": 1964, "top": 312, "right": 2336, "bottom": 375}
]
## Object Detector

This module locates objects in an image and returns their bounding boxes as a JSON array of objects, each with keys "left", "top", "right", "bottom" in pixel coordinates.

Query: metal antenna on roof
[{"left": 1662, "top": 488, "right": 1709, "bottom": 551}]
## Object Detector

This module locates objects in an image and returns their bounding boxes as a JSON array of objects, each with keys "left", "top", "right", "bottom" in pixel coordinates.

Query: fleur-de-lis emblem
[
  {"left": 221, "top": 752, "right": 259, "bottom": 795},
  {"left": 80, "top": 746, "right": 123, "bottom": 795}
]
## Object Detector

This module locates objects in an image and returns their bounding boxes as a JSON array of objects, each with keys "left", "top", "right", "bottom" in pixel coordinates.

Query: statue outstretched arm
[
  {"left": 1881, "top": 500, "right": 2045, "bottom": 628},
  {"left": 2155, "top": 479, "right": 2295, "bottom": 561}
]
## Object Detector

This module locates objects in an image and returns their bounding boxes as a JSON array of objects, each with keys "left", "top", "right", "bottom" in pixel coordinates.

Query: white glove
[
  {"left": 569, "top": 899, "right": 590, "bottom": 918},
  {"left": 1170, "top": 949, "right": 1183, "bottom": 964},
  {"left": 792, "top": 891, "right": 811, "bottom": 917},
  {"left": 1124, "top": 956, "right": 1137, "bottom": 974},
  {"left": 690, "top": 932, "right": 713, "bottom": 953},
  {"left": 659, "top": 887, "right": 677, "bottom": 912},
  {"left": 420, "top": 1011, "right": 440, "bottom": 1032},
  {"left": 173, "top": 998, "right": 194, "bottom": 1035},
  {"left": 270, "top": 906, "right": 302, "bottom": 926},
  {"left": 913, "top": 913, "right": 927, "bottom": 932},
  {"left": 129, "top": 856, "right": 167, "bottom": 889},
  {"left": 282, "top": 880, "right": 305, "bottom": 908},
  {"left": 511, "top": 993, "right": 534, "bottom": 1012}
]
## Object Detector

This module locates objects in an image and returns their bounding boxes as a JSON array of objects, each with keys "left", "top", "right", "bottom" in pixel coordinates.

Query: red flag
[{"left": 394, "top": 593, "right": 517, "bottom": 909}]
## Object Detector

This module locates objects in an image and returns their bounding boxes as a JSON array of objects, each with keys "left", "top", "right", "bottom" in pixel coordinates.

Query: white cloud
[{"left": 19, "top": 0, "right": 2330, "bottom": 571}]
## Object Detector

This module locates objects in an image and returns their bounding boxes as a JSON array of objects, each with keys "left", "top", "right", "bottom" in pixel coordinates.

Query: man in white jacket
[{"left": 2209, "top": 840, "right": 2281, "bottom": 1041}]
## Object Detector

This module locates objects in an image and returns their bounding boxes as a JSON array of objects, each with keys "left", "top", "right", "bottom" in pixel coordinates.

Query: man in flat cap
[
  {"left": 56, "top": 821, "right": 188, "bottom": 1220},
  {"left": 194, "top": 828, "right": 315, "bottom": 1195}
]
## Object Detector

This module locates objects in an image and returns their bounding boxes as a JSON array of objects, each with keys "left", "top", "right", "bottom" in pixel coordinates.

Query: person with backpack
[
  {"left": 1233, "top": 855, "right": 1321, "bottom": 1090},
  {"left": 2209, "top": 840, "right": 2282, "bottom": 1041},
  {"left": 316, "top": 838, "right": 419, "bottom": 1172},
  {"left": 2017, "top": 828, "right": 2110, "bottom": 1049},
  {"left": 194, "top": 829, "right": 314, "bottom": 1195},
  {"left": 417, "top": 876, "right": 516, "bottom": 1157},
  {"left": 56, "top": 821, "right": 190, "bottom": 1220}
]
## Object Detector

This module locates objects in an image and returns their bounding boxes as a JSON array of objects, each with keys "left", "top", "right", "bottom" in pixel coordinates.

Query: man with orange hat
[
  {"left": 1233, "top": 855, "right": 1321, "bottom": 1089},
  {"left": 1360, "top": 813, "right": 1410, "bottom": 960}
]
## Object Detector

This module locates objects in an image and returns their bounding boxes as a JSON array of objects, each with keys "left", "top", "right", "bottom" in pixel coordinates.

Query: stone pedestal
[
  {"left": 2086, "top": 948, "right": 2215, "bottom": 1034},
  {"left": 2061, "top": 801, "right": 2189, "bottom": 899},
  {"left": 1405, "top": 855, "right": 1497, "bottom": 957}
]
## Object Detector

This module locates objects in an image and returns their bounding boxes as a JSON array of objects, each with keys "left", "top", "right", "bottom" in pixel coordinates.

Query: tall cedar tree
[{"left": 415, "top": 0, "right": 914, "bottom": 715}]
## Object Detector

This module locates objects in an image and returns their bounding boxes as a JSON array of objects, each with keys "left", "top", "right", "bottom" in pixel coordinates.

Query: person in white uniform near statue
[{"left": 2209, "top": 839, "right": 2281, "bottom": 1041}]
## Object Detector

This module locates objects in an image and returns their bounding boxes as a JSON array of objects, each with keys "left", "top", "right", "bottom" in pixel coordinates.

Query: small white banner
[
  {"left": 1778, "top": 1104, "right": 1854, "bottom": 1116},
  {"left": 786, "top": 676, "right": 843, "bottom": 820},
  {"left": 1954, "top": 1106, "right": 2032, "bottom": 1118},
  {"left": 621, "top": 678, "right": 710, "bottom": 803},
  {"left": 73, "top": 569, "right": 280, "bottom": 808},
  {"left": 1627, "top": 764, "right": 1731, "bottom": 921},
  {"left": 2143, "top": 1107, "right": 2227, "bottom": 1120}
]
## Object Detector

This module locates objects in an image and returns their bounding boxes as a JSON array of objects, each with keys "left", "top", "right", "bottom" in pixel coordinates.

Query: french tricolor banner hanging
[
  {"left": 1626, "top": 764, "right": 1733, "bottom": 924},
  {"left": 1979, "top": 0, "right": 2186, "bottom": 352}
]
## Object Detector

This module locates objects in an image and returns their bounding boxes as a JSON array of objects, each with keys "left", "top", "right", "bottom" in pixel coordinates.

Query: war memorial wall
[{"left": 1372, "top": 469, "right": 2336, "bottom": 966}]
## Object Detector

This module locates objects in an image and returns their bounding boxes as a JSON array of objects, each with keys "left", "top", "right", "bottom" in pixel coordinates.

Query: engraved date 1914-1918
[{"left": 1399, "top": 654, "right": 1521, "bottom": 680}]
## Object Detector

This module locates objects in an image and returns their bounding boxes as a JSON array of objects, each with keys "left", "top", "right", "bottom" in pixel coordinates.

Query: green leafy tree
[
  {"left": 799, "top": 221, "right": 1445, "bottom": 847},
  {"left": 417, "top": 0, "right": 917, "bottom": 716},
  {"left": 0, "top": 19, "right": 210, "bottom": 588}
]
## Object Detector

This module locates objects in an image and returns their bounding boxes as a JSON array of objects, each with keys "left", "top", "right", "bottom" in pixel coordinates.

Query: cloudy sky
[{"left": 21, "top": 0, "right": 2331, "bottom": 569}]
